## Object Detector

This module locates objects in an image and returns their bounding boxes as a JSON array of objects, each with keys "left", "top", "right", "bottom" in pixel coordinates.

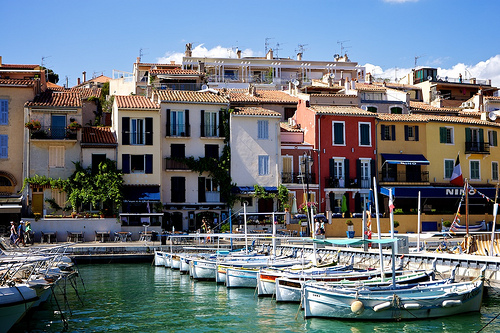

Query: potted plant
[
  {"left": 442, "top": 220, "right": 452, "bottom": 232},
  {"left": 345, "top": 220, "right": 355, "bottom": 238},
  {"left": 393, "top": 220, "right": 400, "bottom": 233},
  {"left": 25, "top": 119, "right": 41, "bottom": 130},
  {"left": 67, "top": 121, "right": 82, "bottom": 130}
]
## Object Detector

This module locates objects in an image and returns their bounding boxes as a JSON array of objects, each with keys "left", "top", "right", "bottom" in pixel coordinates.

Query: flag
[{"left": 450, "top": 155, "right": 464, "bottom": 186}]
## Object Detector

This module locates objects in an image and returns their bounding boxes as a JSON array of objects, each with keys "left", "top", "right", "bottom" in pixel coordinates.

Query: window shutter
[
  {"left": 185, "top": 110, "right": 190, "bottom": 136},
  {"left": 381, "top": 125, "right": 386, "bottom": 140},
  {"left": 479, "top": 128, "right": 484, "bottom": 143},
  {"left": 493, "top": 131, "right": 498, "bottom": 146},
  {"left": 0, "top": 100, "right": 8, "bottom": 125},
  {"left": 145, "top": 117, "right": 153, "bottom": 145},
  {"left": 404, "top": 125, "right": 409, "bottom": 141},
  {"left": 0, "top": 135, "right": 7, "bottom": 158},
  {"left": 198, "top": 177, "right": 206, "bottom": 202},
  {"left": 200, "top": 110, "right": 205, "bottom": 137},
  {"left": 122, "top": 154, "right": 130, "bottom": 174},
  {"left": 166, "top": 109, "right": 171, "bottom": 136},
  {"left": 219, "top": 110, "right": 224, "bottom": 137},
  {"left": 465, "top": 128, "right": 472, "bottom": 143},
  {"left": 439, "top": 127, "right": 446, "bottom": 143},
  {"left": 344, "top": 159, "right": 350, "bottom": 183},
  {"left": 122, "top": 117, "right": 130, "bottom": 145},
  {"left": 145, "top": 154, "right": 153, "bottom": 174},
  {"left": 415, "top": 126, "right": 419, "bottom": 141},
  {"left": 391, "top": 125, "right": 396, "bottom": 141},
  {"left": 329, "top": 158, "right": 334, "bottom": 178},
  {"left": 356, "top": 159, "right": 362, "bottom": 185}
]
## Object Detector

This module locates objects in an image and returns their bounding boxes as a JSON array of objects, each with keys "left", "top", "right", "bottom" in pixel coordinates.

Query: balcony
[
  {"left": 379, "top": 171, "right": 429, "bottom": 183},
  {"left": 30, "top": 126, "right": 77, "bottom": 140},
  {"left": 465, "top": 141, "right": 490, "bottom": 154},
  {"left": 201, "top": 124, "right": 219, "bottom": 138},
  {"left": 165, "top": 158, "right": 189, "bottom": 171},
  {"left": 205, "top": 191, "right": 220, "bottom": 203},
  {"left": 281, "top": 172, "right": 316, "bottom": 184},
  {"left": 153, "top": 83, "right": 203, "bottom": 91},
  {"left": 325, "top": 177, "right": 371, "bottom": 189}
]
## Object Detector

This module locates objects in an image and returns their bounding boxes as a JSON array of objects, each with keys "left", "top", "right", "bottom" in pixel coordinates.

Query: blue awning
[
  {"left": 123, "top": 186, "right": 160, "bottom": 201},
  {"left": 381, "top": 153, "right": 430, "bottom": 165},
  {"left": 387, "top": 186, "right": 497, "bottom": 199}
]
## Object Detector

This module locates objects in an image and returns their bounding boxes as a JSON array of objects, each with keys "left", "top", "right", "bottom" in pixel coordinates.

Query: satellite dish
[
  {"left": 292, "top": 79, "right": 300, "bottom": 86},
  {"left": 201, "top": 84, "right": 208, "bottom": 90},
  {"left": 427, "top": 76, "right": 433, "bottom": 81},
  {"left": 329, "top": 73, "right": 335, "bottom": 79},
  {"left": 489, "top": 112, "right": 497, "bottom": 121}
]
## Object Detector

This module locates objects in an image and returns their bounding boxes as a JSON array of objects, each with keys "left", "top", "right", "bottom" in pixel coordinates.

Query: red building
[{"left": 294, "top": 99, "right": 377, "bottom": 215}]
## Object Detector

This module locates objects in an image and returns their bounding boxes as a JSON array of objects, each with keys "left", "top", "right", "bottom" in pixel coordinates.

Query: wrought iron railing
[
  {"left": 30, "top": 126, "right": 77, "bottom": 140},
  {"left": 379, "top": 171, "right": 429, "bottom": 183},
  {"left": 465, "top": 141, "right": 490, "bottom": 154}
]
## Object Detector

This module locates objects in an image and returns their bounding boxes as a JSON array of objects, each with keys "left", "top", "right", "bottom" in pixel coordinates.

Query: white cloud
[
  {"left": 363, "top": 54, "right": 500, "bottom": 88},
  {"left": 157, "top": 44, "right": 258, "bottom": 64}
]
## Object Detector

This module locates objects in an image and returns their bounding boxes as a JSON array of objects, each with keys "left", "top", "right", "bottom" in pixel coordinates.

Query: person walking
[
  {"left": 9, "top": 221, "right": 18, "bottom": 245},
  {"left": 15, "top": 221, "right": 25, "bottom": 246},
  {"left": 24, "top": 221, "right": 33, "bottom": 245}
]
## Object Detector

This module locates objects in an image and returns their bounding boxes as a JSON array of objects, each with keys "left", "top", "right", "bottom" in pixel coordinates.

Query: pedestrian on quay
[
  {"left": 15, "top": 221, "right": 25, "bottom": 246},
  {"left": 24, "top": 221, "right": 33, "bottom": 245},
  {"left": 9, "top": 221, "right": 18, "bottom": 245}
]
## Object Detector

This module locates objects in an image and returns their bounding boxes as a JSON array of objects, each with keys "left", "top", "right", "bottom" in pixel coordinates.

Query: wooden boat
[{"left": 302, "top": 267, "right": 485, "bottom": 320}]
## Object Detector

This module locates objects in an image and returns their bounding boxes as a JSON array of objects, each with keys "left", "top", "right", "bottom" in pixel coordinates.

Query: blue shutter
[
  {"left": 0, "top": 135, "right": 7, "bottom": 158},
  {"left": 0, "top": 100, "right": 8, "bottom": 125},
  {"left": 145, "top": 154, "right": 153, "bottom": 174},
  {"left": 122, "top": 154, "right": 130, "bottom": 173}
]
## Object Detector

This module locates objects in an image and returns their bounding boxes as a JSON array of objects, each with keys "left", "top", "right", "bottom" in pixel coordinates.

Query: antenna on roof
[
  {"left": 41, "top": 55, "right": 51, "bottom": 68},
  {"left": 337, "top": 40, "right": 350, "bottom": 56},
  {"left": 265, "top": 37, "right": 274, "bottom": 54},
  {"left": 295, "top": 44, "right": 308, "bottom": 56},
  {"left": 275, "top": 42, "right": 283, "bottom": 58},
  {"left": 414, "top": 54, "right": 425, "bottom": 68},
  {"left": 139, "top": 48, "right": 148, "bottom": 62}
]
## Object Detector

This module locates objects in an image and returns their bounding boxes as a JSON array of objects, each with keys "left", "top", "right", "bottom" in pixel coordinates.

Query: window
[
  {"left": 122, "top": 154, "right": 153, "bottom": 174},
  {"left": 380, "top": 124, "right": 395, "bottom": 141},
  {"left": 367, "top": 106, "right": 377, "bottom": 113},
  {"left": 492, "top": 162, "right": 499, "bottom": 181},
  {"left": 131, "top": 118, "right": 144, "bottom": 145},
  {"left": 91, "top": 154, "right": 107, "bottom": 174},
  {"left": 465, "top": 127, "right": 484, "bottom": 152},
  {"left": 489, "top": 130, "right": 497, "bottom": 147},
  {"left": 202, "top": 110, "right": 218, "bottom": 137},
  {"left": 0, "top": 176, "right": 12, "bottom": 186},
  {"left": 332, "top": 121, "right": 345, "bottom": 145},
  {"left": 258, "top": 120, "right": 269, "bottom": 139},
  {"left": 0, "top": 99, "right": 8, "bottom": 125},
  {"left": 404, "top": 125, "right": 419, "bottom": 141},
  {"left": 359, "top": 122, "right": 371, "bottom": 146},
  {"left": 359, "top": 159, "right": 371, "bottom": 188},
  {"left": 171, "top": 177, "right": 186, "bottom": 203},
  {"left": 258, "top": 155, "right": 269, "bottom": 175},
  {"left": 51, "top": 115, "right": 66, "bottom": 139},
  {"left": 439, "top": 127, "right": 454, "bottom": 144},
  {"left": 444, "top": 159, "right": 454, "bottom": 179},
  {"left": 49, "top": 146, "right": 65, "bottom": 167},
  {"left": 169, "top": 110, "right": 187, "bottom": 136},
  {"left": 390, "top": 107, "right": 403, "bottom": 114},
  {"left": 0, "top": 135, "right": 7, "bottom": 159},
  {"left": 171, "top": 144, "right": 185, "bottom": 158},
  {"left": 205, "top": 144, "right": 219, "bottom": 159},
  {"left": 282, "top": 156, "right": 292, "bottom": 183},
  {"left": 470, "top": 160, "right": 480, "bottom": 180}
]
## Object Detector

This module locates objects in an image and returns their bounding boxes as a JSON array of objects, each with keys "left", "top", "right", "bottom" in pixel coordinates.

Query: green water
[{"left": 11, "top": 263, "right": 500, "bottom": 332}]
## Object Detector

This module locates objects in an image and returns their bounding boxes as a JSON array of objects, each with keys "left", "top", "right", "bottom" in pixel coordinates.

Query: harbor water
[{"left": 11, "top": 263, "right": 500, "bottom": 332}]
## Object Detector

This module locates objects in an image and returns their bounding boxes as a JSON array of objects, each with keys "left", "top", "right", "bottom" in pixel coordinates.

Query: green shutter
[
  {"left": 493, "top": 131, "right": 498, "bottom": 146},
  {"left": 479, "top": 128, "right": 484, "bottom": 143},
  {"left": 439, "top": 127, "right": 446, "bottom": 143},
  {"left": 465, "top": 128, "right": 472, "bottom": 143}
]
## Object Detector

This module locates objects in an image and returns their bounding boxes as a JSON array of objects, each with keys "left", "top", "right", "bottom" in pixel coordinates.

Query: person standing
[
  {"left": 9, "top": 221, "right": 17, "bottom": 245},
  {"left": 16, "top": 221, "right": 25, "bottom": 246},
  {"left": 24, "top": 221, "right": 33, "bottom": 245}
]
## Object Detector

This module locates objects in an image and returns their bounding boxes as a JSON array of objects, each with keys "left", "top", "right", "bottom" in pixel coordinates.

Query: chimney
[
  {"left": 185, "top": 43, "right": 193, "bottom": 57},
  {"left": 170, "top": 61, "right": 175, "bottom": 65},
  {"left": 0, "top": 56, "right": 2, "bottom": 67},
  {"left": 82, "top": 71, "right": 86, "bottom": 83},
  {"left": 297, "top": 53, "right": 302, "bottom": 61},
  {"left": 237, "top": 50, "right": 242, "bottom": 59},
  {"left": 365, "top": 73, "right": 372, "bottom": 84},
  {"left": 478, "top": 88, "right": 484, "bottom": 112},
  {"left": 136, "top": 57, "right": 141, "bottom": 64},
  {"left": 266, "top": 49, "right": 273, "bottom": 60},
  {"left": 77, "top": 78, "right": 81, "bottom": 85}
]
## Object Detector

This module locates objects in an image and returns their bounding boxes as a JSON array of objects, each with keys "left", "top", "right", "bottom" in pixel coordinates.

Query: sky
[{"left": 2, "top": 0, "right": 500, "bottom": 88}]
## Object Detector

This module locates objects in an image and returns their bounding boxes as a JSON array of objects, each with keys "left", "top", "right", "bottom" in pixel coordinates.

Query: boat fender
[
  {"left": 403, "top": 303, "right": 422, "bottom": 310},
  {"left": 442, "top": 300, "right": 462, "bottom": 308},
  {"left": 350, "top": 300, "right": 364, "bottom": 314},
  {"left": 373, "top": 301, "right": 392, "bottom": 312}
]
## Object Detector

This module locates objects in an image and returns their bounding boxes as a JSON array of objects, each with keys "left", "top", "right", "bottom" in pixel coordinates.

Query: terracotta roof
[
  {"left": 115, "top": 95, "right": 159, "bottom": 109},
  {"left": 47, "top": 81, "right": 64, "bottom": 89},
  {"left": 485, "top": 96, "right": 500, "bottom": 101},
  {"left": 0, "top": 79, "right": 36, "bottom": 87},
  {"left": 81, "top": 126, "right": 117, "bottom": 146},
  {"left": 140, "top": 63, "right": 181, "bottom": 68},
  {"left": 69, "top": 87, "right": 102, "bottom": 99},
  {"left": 410, "top": 101, "right": 458, "bottom": 113},
  {"left": 354, "top": 83, "right": 387, "bottom": 92},
  {"left": 88, "top": 75, "right": 111, "bottom": 83},
  {"left": 280, "top": 122, "right": 303, "bottom": 132},
  {"left": 309, "top": 105, "right": 376, "bottom": 116},
  {"left": 227, "top": 89, "right": 298, "bottom": 104},
  {"left": 458, "top": 110, "right": 481, "bottom": 118},
  {"left": 373, "top": 82, "right": 421, "bottom": 90},
  {"left": 377, "top": 112, "right": 500, "bottom": 127},
  {"left": 376, "top": 113, "right": 431, "bottom": 122},
  {"left": 156, "top": 90, "right": 229, "bottom": 104},
  {"left": 300, "top": 84, "right": 344, "bottom": 91},
  {"left": 231, "top": 106, "right": 281, "bottom": 117},
  {"left": 309, "top": 93, "right": 356, "bottom": 98},
  {"left": 0, "top": 64, "right": 39, "bottom": 70},
  {"left": 25, "top": 91, "right": 82, "bottom": 107},
  {"left": 150, "top": 69, "right": 201, "bottom": 75}
]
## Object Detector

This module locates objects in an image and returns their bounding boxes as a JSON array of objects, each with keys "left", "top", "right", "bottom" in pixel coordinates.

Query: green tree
[{"left": 41, "top": 67, "right": 59, "bottom": 84}]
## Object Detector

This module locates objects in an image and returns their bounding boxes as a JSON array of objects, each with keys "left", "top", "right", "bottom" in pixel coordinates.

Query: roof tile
[
  {"left": 0, "top": 79, "right": 35, "bottom": 87},
  {"left": 156, "top": 90, "right": 229, "bottom": 104},
  {"left": 309, "top": 105, "right": 376, "bottom": 116},
  {"left": 82, "top": 126, "right": 117, "bottom": 146},
  {"left": 25, "top": 90, "right": 82, "bottom": 107},
  {"left": 227, "top": 89, "right": 298, "bottom": 104},
  {"left": 115, "top": 95, "right": 159, "bottom": 109},
  {"left": 232, "top": 106, "right": 281, "bottom": 117}
]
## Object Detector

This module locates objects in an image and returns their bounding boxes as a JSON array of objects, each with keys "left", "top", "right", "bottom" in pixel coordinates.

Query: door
[
  {"left": 32, "top": 193, "right": 43, "bottom": 214},
  {"left": 51, "top": 115, "right": 66, "bottom": 139}
]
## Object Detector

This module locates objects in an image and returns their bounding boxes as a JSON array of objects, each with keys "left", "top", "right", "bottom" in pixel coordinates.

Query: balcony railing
[
  {"left": 201, "top": 124, "right": 219, "bottom": 137},
  {"left": 205, "top": 191, "right": 220, "bottom": 203},
  {"left": 379, "top": 171, "right": 429, "bottom": 183},
  {"left": 168, "top": 124, "right": 190, "bottom": 137},
  {"left": 30, "top": 126, "right": 77, "bottom": 140},
  {"left": 324, "top": 177, "right": 371, "bottom": 189},
  {"left": 465, "top": 141, "right": 490, "bottom": 154},
  {"left": 153, "top": 83, "right": 203, "bottom": 91},
  {"left": 165, "top": 158, "right": 189, "bottom": 170},
  {"left": 281, "top": 172, "right": 316, "bottom": 184}
]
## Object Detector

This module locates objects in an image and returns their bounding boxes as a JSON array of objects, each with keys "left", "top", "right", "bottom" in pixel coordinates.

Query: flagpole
[
  {"left": 465, "top": 178, "right": 469, "bottom": 236},
  {"left": 373, "top": 176, "right": 384, "bottom": 279},
  {"left": 417, "top": 191, "right": 421, "bottom": 251}
]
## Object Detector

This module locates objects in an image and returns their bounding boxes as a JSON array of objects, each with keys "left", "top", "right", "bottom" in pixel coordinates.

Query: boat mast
[
  {"left": 466, "top": 178, "right": 469, "bottom": 236},
  {"left": 489, "top": 183, "right": 499, "bottom": 256}
]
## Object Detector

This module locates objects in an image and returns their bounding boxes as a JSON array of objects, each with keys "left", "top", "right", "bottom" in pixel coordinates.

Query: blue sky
[{"left": 2, "top": 0, "right": 500, "bottom": 87}]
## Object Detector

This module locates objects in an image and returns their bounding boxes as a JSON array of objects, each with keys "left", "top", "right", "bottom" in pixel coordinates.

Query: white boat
[
  {"left": 0, "top": 284, "right": 38, "bottom": 333},
  {"left": 275, "top": 269, "right": 435, "bottom": 303},
  {"left": 171, "top": 255, "right": 181, "bottom": 270},
  {"left": 191, "top": 259, "right": 217, "bottom": 280},
  {"left": 302, "top": 268, "right": 485, "bottom": 320},
  {"left": 154, "top": 250, "right": 166, "bottom": 266},
  {"left": 179, "top": 255, "right": 191, "bottom": 274}
]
